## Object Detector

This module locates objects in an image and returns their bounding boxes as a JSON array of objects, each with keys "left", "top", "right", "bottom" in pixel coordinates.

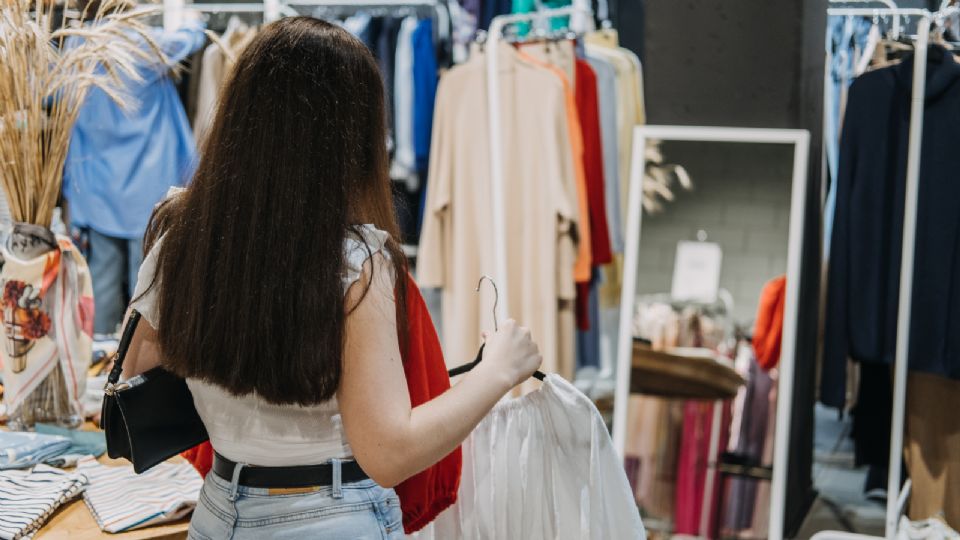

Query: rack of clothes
[
  {"left": 416, "top": 4, "right": 648, "bottom": 389},
  {"left": 160, "top": 0, "right": 452, "bottom": 248},
  {"left": 819, "top": 2, "right": 960, "bottom": 539}
]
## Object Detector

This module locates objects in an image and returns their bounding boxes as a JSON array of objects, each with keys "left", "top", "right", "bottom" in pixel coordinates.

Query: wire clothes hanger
[{"left": 447, "top": 276, "right": 547, "bottom": 381}]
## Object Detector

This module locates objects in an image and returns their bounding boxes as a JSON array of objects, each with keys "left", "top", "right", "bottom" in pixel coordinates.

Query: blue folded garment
[
  {"left": 0, "top": 431, "right": 71, "bottom": 470},
  {"left": 35, "top": 424, "right": 107, "bottom": 467}
]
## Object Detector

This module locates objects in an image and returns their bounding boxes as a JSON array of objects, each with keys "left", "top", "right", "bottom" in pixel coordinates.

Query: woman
[{"left": 122, "top": 17, "right": 542, "bottom": 539}]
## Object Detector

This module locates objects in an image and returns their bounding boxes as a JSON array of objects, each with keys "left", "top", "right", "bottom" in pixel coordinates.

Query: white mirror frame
[{"left": 613, "top": 125, "right": 810, "bottom": 540}]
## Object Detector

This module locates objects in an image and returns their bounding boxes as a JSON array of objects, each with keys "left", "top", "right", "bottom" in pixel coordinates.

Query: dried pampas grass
[
  {"left": 0, "top": 0, "right": 169, "bottom": 227},
  {"left": 643, "top": 140, "right": 694, "bottom": 214}
]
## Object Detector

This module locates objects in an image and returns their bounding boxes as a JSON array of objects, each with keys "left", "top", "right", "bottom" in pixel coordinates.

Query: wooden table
[
  {"left": 2, "top": 424, "right": 190, "bottom": 539},
  {"left": 631, "top": 341, "right": 746, "bottom": 400},
  {"left": 33, "top": 453, "right": 190, "bottom": 540}
]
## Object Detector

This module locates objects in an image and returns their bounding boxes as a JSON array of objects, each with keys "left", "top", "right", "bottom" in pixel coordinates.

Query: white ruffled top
[{"left": 130, "top": 224, "right": 389, "bottom": 466}]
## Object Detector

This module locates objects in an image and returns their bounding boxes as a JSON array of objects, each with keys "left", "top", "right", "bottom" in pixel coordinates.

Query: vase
[{"left": 1, "top": 222, "right": 93, "bottom": 430}]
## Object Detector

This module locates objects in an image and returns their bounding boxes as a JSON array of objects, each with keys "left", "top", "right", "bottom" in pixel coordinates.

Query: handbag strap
[{"left": 107, "top": 310, "right": 143, "bottom": 386}]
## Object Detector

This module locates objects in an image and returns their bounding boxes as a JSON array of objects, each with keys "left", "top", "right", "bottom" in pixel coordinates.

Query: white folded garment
[{"left": 77, "top": 456, "right": 202, "bottom": 533}]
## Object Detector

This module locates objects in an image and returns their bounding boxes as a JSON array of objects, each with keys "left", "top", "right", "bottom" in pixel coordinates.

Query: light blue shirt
[{"left": 63, "top": 20, "right": 206, "bottom": 239}]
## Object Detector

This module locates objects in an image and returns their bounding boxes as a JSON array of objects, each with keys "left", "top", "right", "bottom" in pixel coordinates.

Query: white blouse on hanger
[{"left": 411, "top": 375, "right": 645, "bottom": 540}]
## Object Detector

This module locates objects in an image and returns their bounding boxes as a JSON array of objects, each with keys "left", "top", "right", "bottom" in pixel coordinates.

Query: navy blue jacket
[{"left": 822, "top": 46, "right": 960, "bottom": 409}]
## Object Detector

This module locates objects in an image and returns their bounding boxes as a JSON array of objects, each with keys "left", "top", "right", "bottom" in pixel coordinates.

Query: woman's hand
[
  {"left": 480, "top": 319, "right": 542, "bottom": 388},
  {"left": 339, "top": 258, "right": 545, "bottom": 488}
]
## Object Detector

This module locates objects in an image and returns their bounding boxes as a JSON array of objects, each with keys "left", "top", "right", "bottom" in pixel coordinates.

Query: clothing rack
[
  {"left": 813, "top": 5, "right": 959, "bottom": 540},
  {"left": 827, "top": 0, "right": 909, "bottom": 37},
  {"left": 484, "top": 5, "right": 593, "bottom": 321},
  {"left": 163, "top": 0, "right": 448, "bottom": 28}
]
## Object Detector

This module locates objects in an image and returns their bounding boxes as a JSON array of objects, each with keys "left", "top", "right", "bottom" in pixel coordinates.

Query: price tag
[{"left": 671, "top": 240, "right": 723, "bottom": 303}]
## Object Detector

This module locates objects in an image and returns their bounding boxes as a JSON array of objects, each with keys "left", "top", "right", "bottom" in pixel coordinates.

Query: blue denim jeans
[
  {"left": 188, "top": 460, "right": 403, "bottom": 540},
  {"left": 75, "top": 227, "right": 143, "bottom": 334}
]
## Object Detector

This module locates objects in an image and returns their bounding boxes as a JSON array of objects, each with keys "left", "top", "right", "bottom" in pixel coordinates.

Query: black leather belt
[{"left": 212, "top": 452, "right": 369, "bottom": 489}]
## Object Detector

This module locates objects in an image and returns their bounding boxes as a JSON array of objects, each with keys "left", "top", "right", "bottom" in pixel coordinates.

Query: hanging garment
[
  {"left": 753, "top": 275, "right": 786, "bottom": 370},
  {"left": 585, "top": 52, "right": 623, "bottom": 253},
  {"left": 412, "top": 18, "right": 439, "bottom": 177},
  {"left": 575, "top": 270, "right": 602, "bottom": 369},
  {"left": 722, "top": 354, "right": 774, "bottom": 534},
  {"left": 673, "top": 401, "right": 731, "bottom": 538},
  {"left": 411, "top": 375, "right": 645, "bottom": 540},
  {"left": 573, "top": 59, "right": 612, "bottom": 341},
  {"left": 583, "top": 42, "right": 645, "bottom": 223},
  {"left": 392, "top": 16, "right": 419, "bottom": 183},
  {"left": 478, "top": 0, "right": 512, "bottom": 32},
  {"left": 905, "top": 372, "right": 960, "bottom": 529},
  {"left": 624, "top": 395, "right": 684, "bottom": 521},
  {"left": 586, "top": 43, "right": 645, "bottom": 315},
  {"left": 194, "top": 20, "right": 258, "bottom": 143},
  {"left": 822, "top": 46, "right": 960, "bottom": 409},
  {"left": 63, "top": 20, "right": 207, "bottom": 240},
  {"left": 393, "top": 274, "right": 462, "bottom": 533},
  {"left": 748, "top": 369, "right": 778, "bottom": 538},
  {"left": 418, "top": 44, "right": 578, "bottom": 380},
  {"left": 518, "top": 42, "right": 592, "bottom": 285},
  {"left": 0, "top": 464, "right": 87, "bottom": 540},
  {"left": 823, "top": 16, "right": 876, "bottom": 254},
  {"left": 77, "top": 456, "right": 203, "bottom": 533},
  {"left": 376, "top": 16, "right": 404, "bottom": 146}
]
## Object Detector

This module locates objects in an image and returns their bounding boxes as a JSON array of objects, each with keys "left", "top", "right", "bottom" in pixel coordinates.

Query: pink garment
[{"left": 673, "top": 401, "right": 731, "bottom": 538}]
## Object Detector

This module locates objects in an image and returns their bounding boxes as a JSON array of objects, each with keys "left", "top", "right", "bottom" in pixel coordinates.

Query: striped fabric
[
  {"left": 0, "top": 464, "right": 87, "bottom": 540},
  {"left": 77, "top": 456, "right": 202, "bottom": 533}
]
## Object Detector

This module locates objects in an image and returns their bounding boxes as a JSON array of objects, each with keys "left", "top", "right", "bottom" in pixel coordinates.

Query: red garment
[
  {"left": 574, "top": 59, "right": 613, "bottom": 266},
  {"left": 181, "top": 273, "right": 460, "bottom": 534},
  {"left": 673, "top": 401, "right": 732, "bottom": 537},
  {"left": 393, "top": 273, "right": 461, "bottom": 533},
  {"left": 574, "top": 59, "right": 612, "bottom": 331},
  {"left": 753, "top": 275, "right": 786, "bottom": 370}
]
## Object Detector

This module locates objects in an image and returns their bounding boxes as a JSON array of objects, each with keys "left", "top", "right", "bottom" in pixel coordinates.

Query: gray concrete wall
[{"left": 634, "top": 142, "right": 793, "bottom": 324}]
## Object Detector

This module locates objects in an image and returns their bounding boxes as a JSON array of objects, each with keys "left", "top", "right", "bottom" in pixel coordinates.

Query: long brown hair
[{"left": 145, "top": 17, "right": 407, "bottom": 406}]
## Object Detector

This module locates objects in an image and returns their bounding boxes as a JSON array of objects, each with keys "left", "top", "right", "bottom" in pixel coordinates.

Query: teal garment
[
  {"left": 510, "top": 0, "right": 571, "bottom": 37},
  {"left": 34, "top": 424, "right": 107, "bottom": 467}
]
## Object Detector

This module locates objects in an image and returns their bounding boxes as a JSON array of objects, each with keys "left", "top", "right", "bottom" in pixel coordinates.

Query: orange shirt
[{"left": 517, "top": 44, "right": 593, "bottom": 283}]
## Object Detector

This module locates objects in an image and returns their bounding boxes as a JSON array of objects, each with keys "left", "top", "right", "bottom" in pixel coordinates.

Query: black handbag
[{"left": 101, "top": 310, "right": 209, "bottom": 473}]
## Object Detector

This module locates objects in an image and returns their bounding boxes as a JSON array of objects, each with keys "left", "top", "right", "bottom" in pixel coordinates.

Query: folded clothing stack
[
  {"left": 0, "top": 464, "right": 87, "bottom": 540},
  {"left": 0, "top": 432, "right": 71, "bottom": 470},
  {"left": 0, "top": 427, "right": 106, "bottom": 470},
  {"left": 77, "top": 456, "right": 203, "bottom": 533}
]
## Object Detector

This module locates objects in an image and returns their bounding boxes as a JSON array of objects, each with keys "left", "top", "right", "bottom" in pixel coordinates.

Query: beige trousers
[{"left": 905, "top": 372, "right": 960, "bottom": 528}]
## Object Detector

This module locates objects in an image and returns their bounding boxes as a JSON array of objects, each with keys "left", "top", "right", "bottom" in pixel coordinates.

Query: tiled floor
[{"left": 794, "top": 404, "right": 886, "bottom": 538}]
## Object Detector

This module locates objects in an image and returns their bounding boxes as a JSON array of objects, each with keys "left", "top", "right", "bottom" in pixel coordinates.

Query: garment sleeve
[
  {"left": 416, "top": 72, "right": 455, "bottom": 288},
  {"left": 137, "top": 20, "right": 207, "bottom": 87},
  {"left": 545, "top": 79, "right": 579, "bottom": 302},
  {"left": 193, "top": 44, "right": 221, "bottom": 141},
  {"left": 821, "top": 78, "right": 860, "bottom": 409},
  {"left": 623, "top": 50, "right": 646, "bottom": 124}
]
